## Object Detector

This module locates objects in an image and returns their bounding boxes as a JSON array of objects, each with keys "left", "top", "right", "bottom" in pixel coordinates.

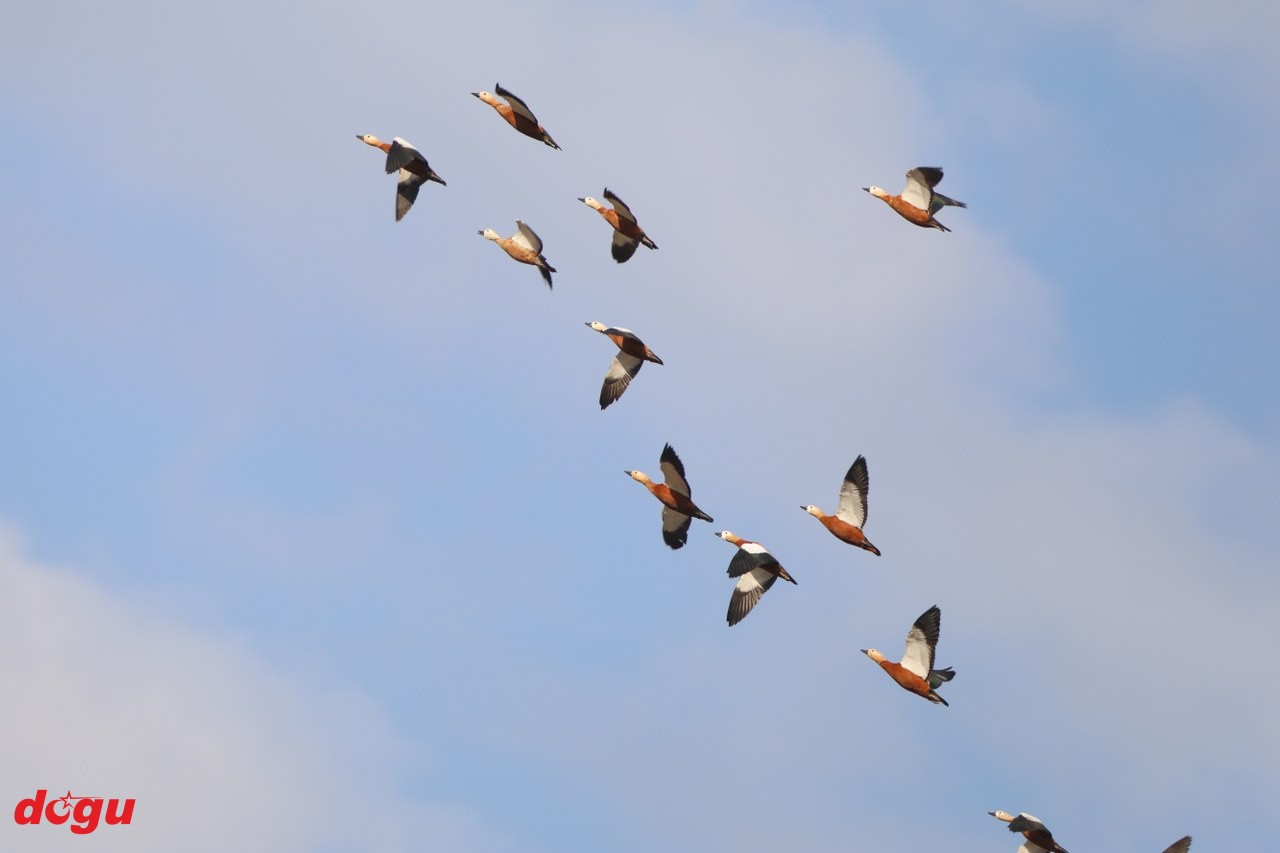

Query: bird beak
[
  {"left": 861, "top": 187, "right": 870, "bottom": 193},
  {"left": 476, "top": 230, "right": 484, "bottom": 236},
  {"left": 799, "top": 505, "right": 806, "bottom": 510},
  {"left": 859, "top": 649, "right": 868, "bottom": 655},
  {"left": 577, "top": 197, "right": 586, "bottom": 203},
  {"left": 471, "top": 92, "right": 480, "bottom": 98}
]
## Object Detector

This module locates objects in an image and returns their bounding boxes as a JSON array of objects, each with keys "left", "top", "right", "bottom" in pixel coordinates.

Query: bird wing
[
  {"left": 727, "top": 567, "right": 778, "bottom": 626},
  {"left": 725, "top": 541, "right": 777, "bottom": 578},
  {"left": 901, "top": 605, "right": 941, "bottom": 678},
  {"left": 512, "top": 220, "right": 543, "bottom": 253},
  {"left": 659, "top": 444, "right": 691, "bottom": 497},
  {"left": 661, "top": 507, "right": 692, "bottom": 550},
  {"left": 495, "top": 83, "right": 539, "bottom": 124},
  {"left": 835, "top": 455, "right": 870, "bottom": 527},
  {"left": 602, "top": 188, "right": 638, "bottom": 225},
  {"left": 385, "top": 137, "right": 422, "bottom": 173},
  {"left": 1018, "top": 844, "right": 1050, "bottom": 853},
  {"left": 600, "top": 353, "right": 644, "bottom": 410},
  {"left": 931, "top": 191, "right": 966, "bottom": 211},
  {"left": 901, "top": 167, "right": 942, "bottom": 209},
  {"left": 1158, "top": 837, "right": 1191, "bottom": 853},
  {"left": 611, "top": 230, "right": 640, "bottom": 263},
  {"left": 1008, "top": 815, "right": 1051, "bottom": 836},
  {"left": 395, "top": 171, "right": 424, "bottom": 222},
  {"left": 606, "top": 326, "right": 640, "bottom": 344}
]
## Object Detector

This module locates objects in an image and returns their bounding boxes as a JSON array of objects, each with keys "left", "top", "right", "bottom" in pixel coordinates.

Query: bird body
[
  {"left": 864, "top": 167, "right": 965, "bottom": 231},
  {"left": 715, "top": 531, "right": 796, "bottom": 626},
  {"left": 803, "top": 455, "right": 881, "bottom": 556},
  {"left": 585, "top": 322, "right": 663, "bottom": 409},
  {"left": 989, "top": 811, "right": 1070, "bottom": 853},
  {"left": 862, "top": 605, "right": 954, "bottom": 705},
  {"left": 357, "top": 134, "right": 446, "bottom": 221},
  {"left": 473, "top": 84, "right": 561, "bottom": 149},
  {"left": 579, "top": 189, "right": 658, "bottom": 262},
  {"left": 479, "top": 221, "right": 556, "bottom": 289},
  {"left": 626, "top": 444, "right": 713, "bottom": 549}
]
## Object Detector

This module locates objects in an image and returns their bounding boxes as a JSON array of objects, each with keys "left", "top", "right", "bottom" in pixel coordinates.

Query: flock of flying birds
[{"left": 357, "top": 83, "right": 1192, "bottom": 853}]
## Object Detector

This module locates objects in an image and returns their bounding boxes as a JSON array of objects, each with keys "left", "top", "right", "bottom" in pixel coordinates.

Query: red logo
[{"left": 13, "top": 789, "right": 135, "bottom": 835}]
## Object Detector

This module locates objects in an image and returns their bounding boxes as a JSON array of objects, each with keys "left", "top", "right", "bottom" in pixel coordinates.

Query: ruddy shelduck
[
  {"left": 1157, "top": 838, "right": 1190, "bottom": 853},
  {"left": 714, "top": 531, "right": 796, "bottom": 626},
  {"left": 626, "top": 444, "right": 713, "bottom": 550},
  {"left": 472, "top": 84, "right": 560, "bottom": 150},
  {"left": 988, "top": 811, "right": 1071, "bottom": 853},
  {"left": 585, "top": 322, "right": 663, "bottom": 410},
  {"left": 357, "top": 134, "right": 446, "bottom": 222},
  {"left": 864, "top": 167, "right": 966, "bottom": 232},
  {"left": 478, "top": 221, "right": 556, "bottom": 289},
  {"left": 861, "top": 605, "right": 955, "bottom": 706},
  {"left": 802, "top": 455, "right": 881, "bottom": 556},
  {"left": 578, "top": 189, "right": 659, "bottom": 263}
]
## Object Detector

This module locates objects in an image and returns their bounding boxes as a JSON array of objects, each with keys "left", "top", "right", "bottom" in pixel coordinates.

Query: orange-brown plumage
[
  {"left": 626, "top": 444, "right": 713, "bottom": 549},
  {"left": 802, "top": 455, "right": 881, "bottom": 556},
  {"left": 874, "top": 659, "right": 935, "bottom": 700}
]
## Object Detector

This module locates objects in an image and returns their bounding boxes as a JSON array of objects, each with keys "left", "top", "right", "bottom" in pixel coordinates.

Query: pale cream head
[
  {"left": 580, "top": 197, "right": 603, "bottom": 210},
  {"left": 863, "top": 648, "right": 887, "bottom": 663},
  {"left": 474, "top": 91, "right": 500, "bottom": 106},
  {"left": 479, "top": 228, "right": 500, "bottom": 241},
  {"left": 627, "top": 470, "right": 652, "bottom": 485},
  {"left": 802, "top": 505, "right": 824, "bottom": 518},
  {"left": 715, "top": 530, "right": 734, "bottom": 541},
  {"left": 587, "top": 321, "right": 608, "bottom": 332},
  {"left": 358, "top": 134, "right": 383, "bottom": 147},
  {"left": 989, "top": 811, "right": 1015, "bottom": 823},
  {"left": 865, "top": 186, "right": 889, "bottom": 199}
]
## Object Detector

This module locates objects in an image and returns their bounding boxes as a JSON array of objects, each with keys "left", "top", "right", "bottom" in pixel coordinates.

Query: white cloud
[{"left": 0, "top": 528, "right": 514, "bottom": 853}]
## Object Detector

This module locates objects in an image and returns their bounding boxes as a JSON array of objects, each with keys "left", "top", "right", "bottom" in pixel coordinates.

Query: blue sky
[{"left": 2, "top": 1, "right": 1277, "bottom": 851}]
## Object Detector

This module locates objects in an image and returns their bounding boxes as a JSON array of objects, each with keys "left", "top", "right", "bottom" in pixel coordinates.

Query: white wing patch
[
  {"left": 513, "top": 220, "right": 542, "bottom": 253},
  {"left": 661, "top": 462, "right": 691, "bottom": 497},
  {"left": 499, "top": 88, "right": 538, "bottom": 123},
  {"left": 900, "top": 170, "right": 932, "bottom": 210},
  {"left": 900, "top": 624, "right": 932, "bottom": 678},
  {"left": 836, "top": 482, "right": 867, "bottom": 528},
  {"left": 601, "top": 354, "right": 643, "bottom": 408},
  {"left": 727, "top": 566, "right": 778, "bottom": 625},
  {"left": 611, "top": 230, "right": 639, "bottom": 262},
  {"left": 604, "top": 190, "right": 637, "bottom": 224}
]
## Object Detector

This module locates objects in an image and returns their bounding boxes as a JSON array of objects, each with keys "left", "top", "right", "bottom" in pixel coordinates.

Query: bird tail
[
  {"left": 539, "top": 265, "right": 554, "bottom": 290},
  {"left": 930, "top": 667, "right": 956, "bottom": 687},
  {"left": 935, "top": 193, "right": 966, "bottom": 209}
]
